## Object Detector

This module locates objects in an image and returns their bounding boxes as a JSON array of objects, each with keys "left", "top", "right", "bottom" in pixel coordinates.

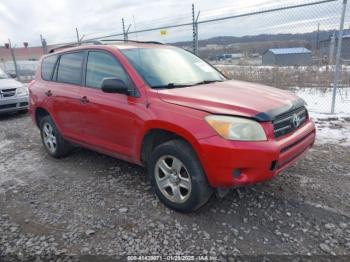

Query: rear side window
[
  {"left": 42, "top": 55, "right": 58, "bottom": 80},
  {"left": 57, "top": 52, "right": 84, "bottom": 85},
  {"left": 86, "top": 51, "right": 130, "bottom": 89}
]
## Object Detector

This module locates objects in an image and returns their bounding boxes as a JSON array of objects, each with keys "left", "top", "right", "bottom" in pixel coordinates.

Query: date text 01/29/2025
[{"left": 126, "top": 255, "right": 218, "bottom": 261}]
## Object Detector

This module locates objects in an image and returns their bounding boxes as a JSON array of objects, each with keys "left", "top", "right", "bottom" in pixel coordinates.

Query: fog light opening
[
  {"left": 233, "top": 169, "right": 241, "bottom": 178},
  {"left": 270, "top": 161, "right": 278, "bottom": 171}
]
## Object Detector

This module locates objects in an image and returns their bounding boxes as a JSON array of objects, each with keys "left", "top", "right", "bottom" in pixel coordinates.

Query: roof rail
[
  {"left": 100, "top": 39, "right": 164, "bottom": 45},
  {"left": 48, "top": 39, "right": 163, "bottom": 54},
  {"left": 49, "top": 40, "right": 103, "bottom": 53}
]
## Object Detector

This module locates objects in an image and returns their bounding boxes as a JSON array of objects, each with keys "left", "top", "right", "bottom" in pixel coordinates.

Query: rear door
[
  {"left": 76, "top": 50, "right": 138, "bottom": 157},
  {"left": 50, "top": 52, "right": 84, "bottom": 140}
]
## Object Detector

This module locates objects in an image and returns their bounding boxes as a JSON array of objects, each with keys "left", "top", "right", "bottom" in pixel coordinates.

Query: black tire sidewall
[{"left": 148, "top": 140, "right": 212, "bottom": 213}]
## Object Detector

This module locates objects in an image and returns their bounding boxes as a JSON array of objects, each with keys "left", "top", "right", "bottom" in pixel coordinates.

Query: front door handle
[
  {"left": 45, "top": 90, "right": 52, "bottom": 97},
  {"left": 79, "top": 96, "right": 90, "bottom": 104}
]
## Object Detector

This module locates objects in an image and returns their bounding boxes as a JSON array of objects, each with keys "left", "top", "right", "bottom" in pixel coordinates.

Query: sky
[{"left": 0, "top": 0, "right": 346, "bottom": 47}]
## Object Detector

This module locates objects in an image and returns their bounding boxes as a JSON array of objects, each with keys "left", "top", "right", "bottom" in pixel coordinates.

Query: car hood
[
  {"left": 157, "top": 80, "right": 305, "bottom": 121},
  {"left": 0, "top": 78, "right": 23, "bottom": 90}
]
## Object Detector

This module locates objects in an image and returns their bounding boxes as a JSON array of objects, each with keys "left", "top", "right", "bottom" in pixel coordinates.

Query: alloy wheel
[
  {"left": 155, "top": 155, "right": 192, "bottom": 203},
  {"left": 42, "top": 122, "right": 57, "bottom": 154}
]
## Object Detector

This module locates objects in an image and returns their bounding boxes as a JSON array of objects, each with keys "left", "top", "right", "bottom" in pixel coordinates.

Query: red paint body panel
[
  {"left": 158, "top": 80, "right": 299, "bottom": 118},
  {"left": 29, "top": 44, "right": 316, "bottom": 188},
  {"left": 198, "top": 120, "right": 315, "bottom": 187}
]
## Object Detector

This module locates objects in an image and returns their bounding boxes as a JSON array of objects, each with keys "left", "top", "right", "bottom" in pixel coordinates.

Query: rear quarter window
[{"left": 41, "top": 55, "right": 58, "bottom": 81}]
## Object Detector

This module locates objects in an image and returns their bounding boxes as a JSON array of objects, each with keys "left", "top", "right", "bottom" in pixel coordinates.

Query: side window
[
  {"left": 42, "top": 55, "right": 58, "bottom": 81},
  {"left": 86, "top": 51, "right": 130, "bottom": 89},
  {"left": 57, "top": 52, "right": 84, "bottom": 85}
]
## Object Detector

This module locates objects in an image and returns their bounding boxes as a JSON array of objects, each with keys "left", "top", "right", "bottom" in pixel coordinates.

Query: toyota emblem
[{"left": 292, "top": 114, "right": 301, "bottom": 128}]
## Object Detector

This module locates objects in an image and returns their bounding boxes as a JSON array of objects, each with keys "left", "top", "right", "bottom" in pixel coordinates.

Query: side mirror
[
  {"left": 101, "top": 78, "right": 130, "bottom": 95},
  {"left": 9, "top": 73, "right": 17, "bottom": 78}
]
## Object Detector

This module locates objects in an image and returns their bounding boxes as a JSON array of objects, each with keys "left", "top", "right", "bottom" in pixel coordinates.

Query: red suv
[{"left": 29, "top": 41, "right": 316, "bottom": 212}]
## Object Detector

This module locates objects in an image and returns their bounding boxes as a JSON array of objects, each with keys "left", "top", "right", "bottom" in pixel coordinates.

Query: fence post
[
  {"left": 122, "top": 18, "right": 126, "bottom": 41},
  {"left": 192, "top": 4, "right": 200, "bottom": 55},
  {"left": 192, "top": 4, "right": 196, "bottom": 54},
  {"left": 40, "top": 34, "right": 44, "bottom": 51},
  {"left": 76, "top": 28, "right": 80, "bottom": 43},
  {"left": 40, "top": 35, "right": 48, "bottom": 54},
  {"left": 195, "top": 11, "right": 200, "bottom": 56},
  {"left": 331, "top": 0, "right": 347, "bottom": 114},
  {"left": 8, "top": 39, "right": 19, "bottom": 79},
  {"left": 329, "top": 32, "right": 336, "bottom": 64}
]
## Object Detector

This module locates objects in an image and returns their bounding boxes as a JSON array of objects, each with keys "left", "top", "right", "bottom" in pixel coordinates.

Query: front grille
[
  {"left": 0, "top": 88, "right": 17, "bottom": 98},
  {"left": 273, "top": 106, "right": 308, "bottom": 138},
  {"left": 0, "top": 103, "right": 17, "bottom": 110}
]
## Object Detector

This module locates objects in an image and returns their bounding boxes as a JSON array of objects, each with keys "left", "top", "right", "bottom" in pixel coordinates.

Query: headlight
[
  {"left": 205, "top": 115, "right": 267, "bottom": 141},
  {"left": 16, "top": 85, "right": 29, "bottom": 96}
]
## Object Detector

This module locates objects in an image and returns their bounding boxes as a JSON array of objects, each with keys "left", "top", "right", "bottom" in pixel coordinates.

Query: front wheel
[{"left": 148, "top": 140, "right": 213, "bottom": 213}]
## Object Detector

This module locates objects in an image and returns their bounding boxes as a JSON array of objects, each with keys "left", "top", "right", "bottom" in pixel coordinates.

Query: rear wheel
[
  {"left": 40, "top": 115, "right": 72, "bottom": 158},
  {"left": 148, "top": 140, "right": 213, "bottom": 213}
]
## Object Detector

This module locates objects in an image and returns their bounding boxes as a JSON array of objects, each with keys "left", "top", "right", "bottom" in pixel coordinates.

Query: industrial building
[{"left": 262, "top": 47, "right": 312, "bottom": 66}]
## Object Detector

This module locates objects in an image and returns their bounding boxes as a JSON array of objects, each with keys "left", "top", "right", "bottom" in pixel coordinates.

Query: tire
[
  {"left": 39, "top": 115, "right": 72, "bottom": 158},
  {"left": 148, "top": 139, "right": 213, "bottom": 213}
]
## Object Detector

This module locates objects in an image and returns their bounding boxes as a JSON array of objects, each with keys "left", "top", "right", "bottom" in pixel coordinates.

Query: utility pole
[
  {"left": 192, "top": 4, "right": 200, "bottom": 55},
  {"left": 8, "top": 39, "right": 19, "bottom": 79},
  {"left": 76, "top": 27, "right": 80, "bottom": 43},
  {"left": 331, "top": 0, "right": 347, "bottom": 114}
]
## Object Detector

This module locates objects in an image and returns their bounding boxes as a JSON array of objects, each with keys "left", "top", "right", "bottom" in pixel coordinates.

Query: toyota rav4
[{"left": 29, "top": 41, "right": 316, "bottom": 212}]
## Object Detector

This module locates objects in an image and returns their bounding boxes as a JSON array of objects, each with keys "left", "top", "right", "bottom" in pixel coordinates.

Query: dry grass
[{"left": 217, "top": 65, "right": 350, "bottom": 90}]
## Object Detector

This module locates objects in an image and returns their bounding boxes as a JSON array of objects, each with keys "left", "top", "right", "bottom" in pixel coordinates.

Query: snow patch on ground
[
  {"left": 312, "top": 117, "right": 350, "bottom": 146},
  {"left": 295, "top": 87, "right": 350, "bottom": 147},
  {"left": 296, "top": 87, "right": 350, "bottom": 115}
]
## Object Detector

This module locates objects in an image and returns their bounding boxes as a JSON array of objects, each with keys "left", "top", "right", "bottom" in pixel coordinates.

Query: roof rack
[
  {"left": 48, "top": 39, "right": 164, "bottom": 54},
  {"left": 49, "top": 40, "right": 103, "bottom": 53},
  {"left": 99, "top": 39, "right": 164, "bottom": 45}
]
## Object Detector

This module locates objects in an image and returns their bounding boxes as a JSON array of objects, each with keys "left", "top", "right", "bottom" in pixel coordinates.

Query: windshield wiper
[
  {"left": 152, "top": 80, "right": 224, "bottom": 89},
  {"left": 193, "top": 79, "right": 224, "bottom": 85},
  {"left": 152, "top": 83, "right": 190, "bottom": 89}
]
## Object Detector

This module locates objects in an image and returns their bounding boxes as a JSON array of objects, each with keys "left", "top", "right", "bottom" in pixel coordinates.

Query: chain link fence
[
  {"left": 199, "top": 0, "right": 350, "bottom": 114},
  {"left": 1, "top": 0, "right": 349, "bottom": 114}
]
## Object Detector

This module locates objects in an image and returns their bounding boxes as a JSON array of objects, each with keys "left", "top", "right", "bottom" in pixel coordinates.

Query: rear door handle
[
  {"left": 45, "top": 90, "right": 52, "bottom": 97},
  {"left": 79, "top": 96, "right": 90, "bottom": 104}
]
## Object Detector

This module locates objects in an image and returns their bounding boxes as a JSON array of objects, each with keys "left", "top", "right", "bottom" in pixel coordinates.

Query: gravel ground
[{"left": 0, "top": 113, "right": 350, "bottom": 261}]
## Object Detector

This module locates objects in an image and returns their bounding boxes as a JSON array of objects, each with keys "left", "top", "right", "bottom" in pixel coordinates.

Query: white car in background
[{"left": 0, "top": 68, "right": 29, "bottom": 114}]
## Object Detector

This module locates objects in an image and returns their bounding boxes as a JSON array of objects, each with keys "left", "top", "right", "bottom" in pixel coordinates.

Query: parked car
[
  {"left": 0, "top": 68, "right": 29, "bottom": 114},
  {"left": 3, "top": 60, "right": 38, "bottom": 82},
  {"left": 29, "top": 41, "right": 316, "bottom": 212}
]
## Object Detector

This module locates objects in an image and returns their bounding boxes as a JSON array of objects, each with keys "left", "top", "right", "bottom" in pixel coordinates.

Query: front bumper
[
  {"left": 0, "top": 96, "right": 29, "bottom": 114},
  {"left": 198, "top": 119, "right": 316, "bottom": 188}
]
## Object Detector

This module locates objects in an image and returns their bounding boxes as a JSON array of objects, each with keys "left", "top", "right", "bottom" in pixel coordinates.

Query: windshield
[
  {"left": 121, "top": 47, "right": 225, "bottom": 88},
  {"left": 0, "top": 68, "right": 9, "bottom": 79}
]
